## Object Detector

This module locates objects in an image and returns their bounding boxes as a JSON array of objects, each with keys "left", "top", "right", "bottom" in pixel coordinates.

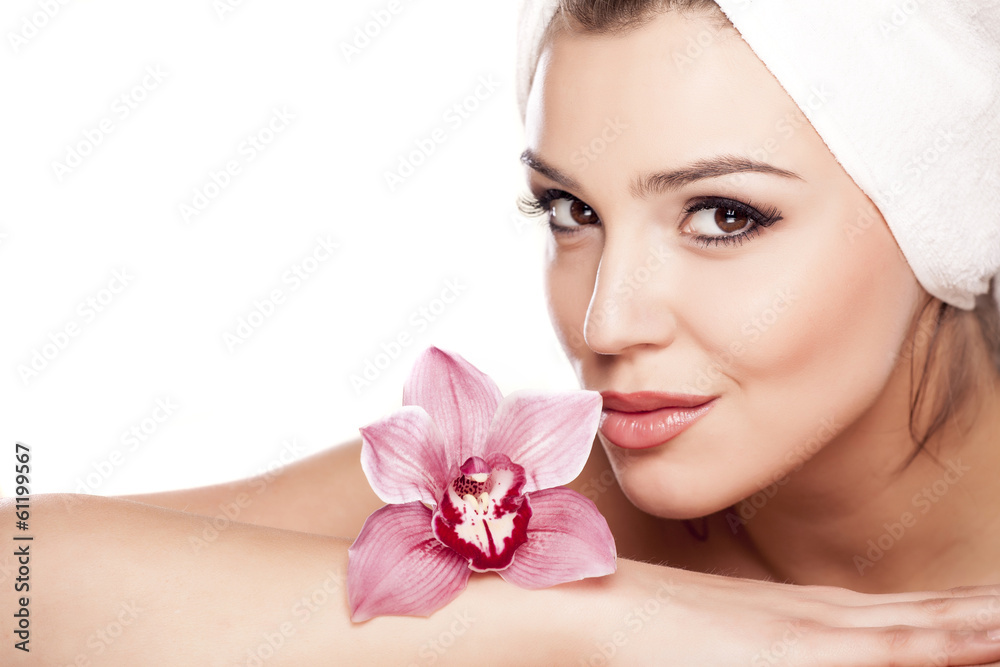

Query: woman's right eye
[
  {"left": 550, "top": 196, "right": 599, "bottom": 231},
  {"left": 517, "top": 189, "right": 601, "bottom": 234}
]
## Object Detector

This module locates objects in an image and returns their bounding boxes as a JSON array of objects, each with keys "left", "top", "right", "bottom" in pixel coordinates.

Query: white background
[{"left": 0, "top": 0, "right": 578, "bottom": 496}]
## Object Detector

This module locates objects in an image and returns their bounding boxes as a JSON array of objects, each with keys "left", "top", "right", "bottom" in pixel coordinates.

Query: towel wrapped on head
[{"left": 515, "top": 0, "right": 1000, "bottom": 313}]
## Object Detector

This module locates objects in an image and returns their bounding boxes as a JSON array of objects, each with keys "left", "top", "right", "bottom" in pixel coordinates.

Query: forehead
[{"left": 523, "top": 12, "right": 821, "bottom": 186}]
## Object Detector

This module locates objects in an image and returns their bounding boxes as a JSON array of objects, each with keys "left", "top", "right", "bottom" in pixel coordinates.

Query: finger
[
  {"left": 713, "top": 579, "right": 1000, "bottom": 626},
  {"left": 791, "top": 625, "right": 1000, "bottom": 667},
  {"left": 711, "top": 573, "right": 1000, "bottom": 605},
  {"left": 826, "top": 596, "right": 1000, "bottom": 632},
  {"left": 829, "top": 584, "right": 1000, "bottom": 606}
]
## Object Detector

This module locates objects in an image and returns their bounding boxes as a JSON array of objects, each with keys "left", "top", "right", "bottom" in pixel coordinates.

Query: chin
[{"left": 600, "top": 435, "right": 750, "bottom": 520}]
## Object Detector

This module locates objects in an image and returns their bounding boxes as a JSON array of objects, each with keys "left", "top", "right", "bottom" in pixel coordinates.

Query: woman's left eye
[{"left": 682, "top": 197, "right": 782, "bottom": 245}]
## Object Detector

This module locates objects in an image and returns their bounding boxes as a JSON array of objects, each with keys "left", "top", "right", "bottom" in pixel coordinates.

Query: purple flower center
[{"left": 431, "top": 455, "right": 532, "bottom": 572}]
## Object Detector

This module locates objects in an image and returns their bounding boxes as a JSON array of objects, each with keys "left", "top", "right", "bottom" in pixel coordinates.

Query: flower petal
[
  {"left": 498, "top": 488, "right": 617, "bottom": 589},
  {"left": 348, "top": 503, "right": 471, "bottom": 622},
  {"left": 360, "top": 406, "right": 451, "bottom": 505},
  {"left": 484, "top": 389, "right": 603, "bottom": 493},
  {"left": 403, "top": 347, "right": 503, "bottom": 467}
]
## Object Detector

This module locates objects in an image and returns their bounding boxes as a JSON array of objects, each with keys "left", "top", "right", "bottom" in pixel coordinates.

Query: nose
[{"left": 583, "top": 232, "right": 678, "bottom": 355}]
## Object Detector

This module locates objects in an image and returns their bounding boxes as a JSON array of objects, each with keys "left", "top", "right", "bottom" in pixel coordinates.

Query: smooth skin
[
  {"left": 5, "top": 7, "right": 1000, "bottom": 666},
  {"left": 3, "top": 440, "right": 1000, "bottom": 665},
  {"left": 526, "top": 7, "right": 1000, "bottom": 593}
]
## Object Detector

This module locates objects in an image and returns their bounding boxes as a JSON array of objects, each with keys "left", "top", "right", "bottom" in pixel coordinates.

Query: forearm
[
  {"left": 7, "top": 495, "right": 999, "bottom": 666},
  {"left": 115, "top": 435, "right": 667, "bottom": 567},
  {"left": 0, "top": 494, "right": 596, "bottom": 665}
]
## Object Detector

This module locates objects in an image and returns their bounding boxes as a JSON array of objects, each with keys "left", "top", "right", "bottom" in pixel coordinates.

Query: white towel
[{"left": 515, "top": 0, "right": 1000, "bottom": 312}]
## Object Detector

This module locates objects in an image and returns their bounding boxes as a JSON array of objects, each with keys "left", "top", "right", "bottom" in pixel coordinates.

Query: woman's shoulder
[{"left": 119, "top": 435, "right": 383, "bottom": 536}]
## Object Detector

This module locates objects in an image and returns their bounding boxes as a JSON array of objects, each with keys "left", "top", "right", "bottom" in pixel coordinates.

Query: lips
[{"left": 599, "top": 391, "right": 716, "bottom": 450}]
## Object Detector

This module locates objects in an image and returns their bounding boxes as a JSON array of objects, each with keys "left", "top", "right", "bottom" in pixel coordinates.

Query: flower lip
[{"left": 600, "top": 390, "right": 717, "bottom": 413}]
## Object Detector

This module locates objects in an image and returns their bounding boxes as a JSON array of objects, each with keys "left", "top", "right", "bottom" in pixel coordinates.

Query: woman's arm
[
  {"left": 5, "top": 493, "right": 1000, "bottom": 666},
  {"left": 0, "top": 493, "right": 581, "bottom": 665},
  {"left": 119, "top": 437, "right": 383, "bottom": 537},
  {"left": 117, "top": 436, "right": 670, "bottom": 563}
]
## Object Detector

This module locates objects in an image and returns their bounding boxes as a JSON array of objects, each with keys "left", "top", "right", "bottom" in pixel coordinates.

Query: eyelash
[{"left": 516, "top": 189, "right": 784, "bottom": 247}]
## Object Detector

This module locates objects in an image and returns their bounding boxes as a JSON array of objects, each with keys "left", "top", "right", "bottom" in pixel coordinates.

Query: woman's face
[{"left": 522, "top": 10, "right": 924, "bottom": 518}]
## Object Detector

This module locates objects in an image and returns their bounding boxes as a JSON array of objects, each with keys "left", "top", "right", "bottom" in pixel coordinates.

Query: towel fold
[{"left": 516, "top": 0, "right": 1000, "bottom": 312}]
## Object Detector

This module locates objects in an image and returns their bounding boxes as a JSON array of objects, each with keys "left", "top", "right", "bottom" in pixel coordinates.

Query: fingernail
[{"left": 988, "top": 627, "right": 1000, "bottom": 641}]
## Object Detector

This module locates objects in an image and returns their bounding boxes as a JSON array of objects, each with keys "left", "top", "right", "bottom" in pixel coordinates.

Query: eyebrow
[{"left": 520, "top": 149, "right": 803, "bottom": 198}]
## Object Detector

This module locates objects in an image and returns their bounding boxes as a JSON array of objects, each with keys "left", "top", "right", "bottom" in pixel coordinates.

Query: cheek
[
  {"left": 608, "top": 202, "right": 922, "bottom": 518},
  {"left": 714, "top": 198, "right": 923, "bottom": 481},
  {"left": 544, "top": 239, "right": 600, "bottom": 370}
]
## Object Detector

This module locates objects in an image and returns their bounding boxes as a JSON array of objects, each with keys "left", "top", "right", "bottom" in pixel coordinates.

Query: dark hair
[
  {"left": 552, "top": 0, "right": 1000, "bottom": 458},
  {"left": 555, "top": 0, "right": 724, "bottom": 31},
  {"left": 906, "top": 288, "right": 1000, "bottom": 462}
]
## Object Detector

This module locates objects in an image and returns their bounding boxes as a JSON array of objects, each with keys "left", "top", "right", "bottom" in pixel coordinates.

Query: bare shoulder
[
  {"left": 120, "top": 433, "right": 771, "bottom": 578},
  {"left": 120, "top": 436, "right": 382, "bottom": 537}
]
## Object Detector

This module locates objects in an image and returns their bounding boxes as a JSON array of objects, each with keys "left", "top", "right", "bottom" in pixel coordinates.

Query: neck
[{"left": 738, "top": 317, "right": 1000, "bottom": 593}]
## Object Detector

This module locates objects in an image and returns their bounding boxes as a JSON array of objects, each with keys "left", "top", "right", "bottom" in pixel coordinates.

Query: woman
[
  {"left": 7, "top": 0, "right": 1000, "bottom": 664},
  {"left": 516, "top": 0, "right": 1000, "bottom": 595}
]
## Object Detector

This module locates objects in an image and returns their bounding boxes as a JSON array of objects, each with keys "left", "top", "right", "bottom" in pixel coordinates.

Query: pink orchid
[{"left": 347, "top": 346, "right": 616, "bottom": 622}]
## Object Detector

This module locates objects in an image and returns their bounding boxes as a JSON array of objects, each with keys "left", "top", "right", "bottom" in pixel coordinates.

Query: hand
[
  {"left": 587, "top": 559, "right": 1000, "bottom": 666},
  {"left": 7, "top": 494, "right": 1000, "bottom": 665}
]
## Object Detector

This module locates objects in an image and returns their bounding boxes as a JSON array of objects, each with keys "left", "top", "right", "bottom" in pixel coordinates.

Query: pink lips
[{"left": 599, "top": 390, "right": 716, "bottom": 450}]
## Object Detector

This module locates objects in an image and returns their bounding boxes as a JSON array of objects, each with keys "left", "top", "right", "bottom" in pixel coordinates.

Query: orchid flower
[{"left": 347, "top": 346, "right": 616, "bottom": 622}]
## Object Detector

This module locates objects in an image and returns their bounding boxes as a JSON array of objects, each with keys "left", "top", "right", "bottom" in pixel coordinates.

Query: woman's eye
[
  {"left": 681, "top": 197, "right": 782, "bottom": 244},
  {"left": 551, "top": 197, "right": 598, "bottom": 229},
  {"left": 686, "top": 206, "right": 753, "bottom": 237}
]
